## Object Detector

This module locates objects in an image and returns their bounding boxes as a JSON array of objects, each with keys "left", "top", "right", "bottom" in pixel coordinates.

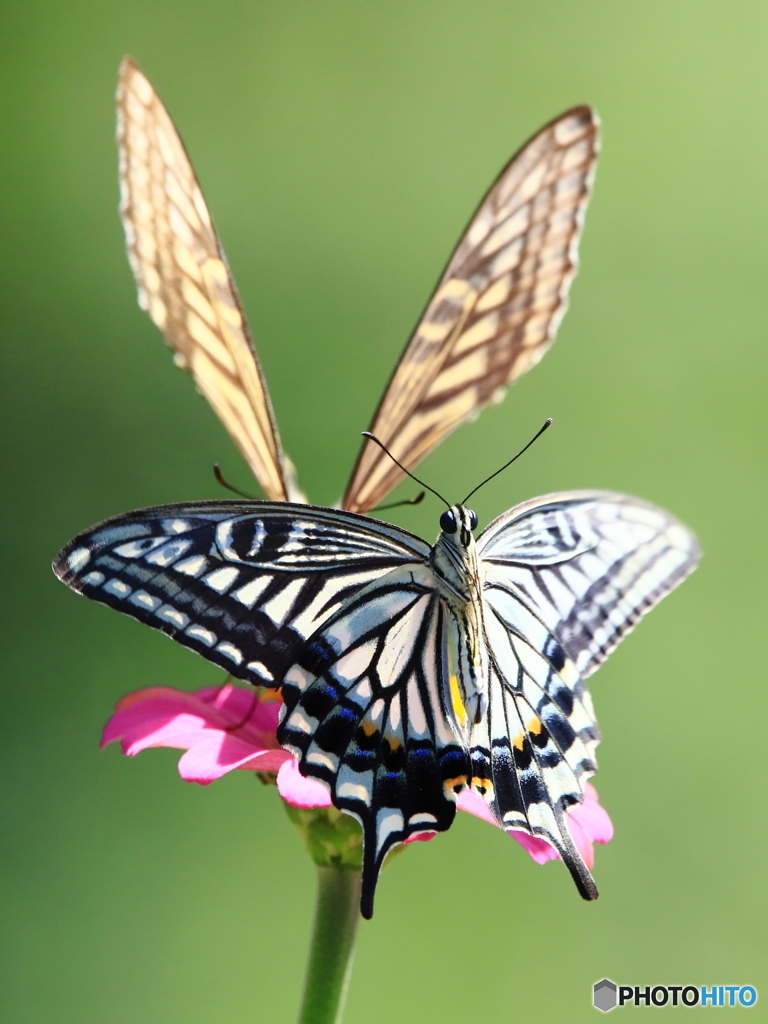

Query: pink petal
[
  {"left": 111, "top": 711, "right": 226, "bottom": 755},
  {"left": 236, "top": 750, "right": 293, "bottom": 773},
  {"left": 456, "top": 781, "right": 613, "bottom": 866},
  {"left": 572, "top": 782, "right": 614, "bottom": 844},
  {"left": 276, "top": 758, "right": 333, "bottom": 808},
  {"left": 456, "top": 789, "right": 560, "bottom": 861},
  {"left": 102, "top": 698, "right": 211, "bottom": 749},
  {"left": 200, "top": 685, "right": 282, "bottom": 745},
  {"left": 456, "top": 787, "right": 497, "bottom": 825},
  {"left": 509, "top": 831, "right": 561, "bottom": 864},
  {"left": 112, "top": 687, "right": 185, "bottom": 710},
  {"left": 102, "top": 685, "right": 283, "bottom": 756},
  {"left": 177, "top": 735, "right": 286, "bottom": 784},
  {"left": 565, "top": 813, "right": 594, "bottom": 868},
  {"left": 102, "top": 683, "right": 292, "bottom": 785}
]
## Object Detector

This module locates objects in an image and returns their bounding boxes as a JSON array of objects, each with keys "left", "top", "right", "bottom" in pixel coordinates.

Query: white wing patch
[{"left": 479, "top": 491, "right": 700, "bottom": 677}]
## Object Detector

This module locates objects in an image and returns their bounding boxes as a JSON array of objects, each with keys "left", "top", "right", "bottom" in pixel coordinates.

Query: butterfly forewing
[
  {"left": 477, "top": 491, "right": 700, "bottom": 678},
  {"left": 343, "top": 106, "right": 600, "bottom": 514},
  {"left": 53, "top": 501, "right": 428, "bottom": 687},
  {"left": 117, "top": 60, "right": 300, "bottom": 502}
]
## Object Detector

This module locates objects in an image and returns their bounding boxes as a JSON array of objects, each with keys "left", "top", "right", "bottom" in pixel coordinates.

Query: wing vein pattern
[
  {"left": 117, "top": 59, "right": 299, "bottom": 501},
  {"left": 344, "top": 106, "right": 600, "bottom": 513}
]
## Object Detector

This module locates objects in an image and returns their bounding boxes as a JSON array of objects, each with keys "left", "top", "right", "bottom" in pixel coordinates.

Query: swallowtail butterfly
[{"left": 53, "top": 62, "right": 699, "bottom": 917}]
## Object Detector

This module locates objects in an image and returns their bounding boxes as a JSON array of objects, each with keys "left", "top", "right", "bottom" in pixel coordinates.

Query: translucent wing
[
  {"left": 117, "top": 60, "right": 301, "bottom": 501},
  {"left": 53, "top": 501, "right": 429, "bottom": 686},
  {"left": 469, "top": 491, "right": 699, "bottom": 892},
  {"left": 278, "top": 565, "right": 469, "bottom": 919},
  {"left": 343, "top": 107, "right": 600, "bottom": 513}
]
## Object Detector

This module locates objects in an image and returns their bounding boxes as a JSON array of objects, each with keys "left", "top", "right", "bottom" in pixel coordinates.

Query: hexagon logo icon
[{"left": 593, "top": 979, "right": 618, "bottom": 1012}]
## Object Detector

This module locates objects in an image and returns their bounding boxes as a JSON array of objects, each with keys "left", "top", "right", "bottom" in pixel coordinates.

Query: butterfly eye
[
  {"left": 440, "top": 510, "right": 457, "bottom": 533},
  {"left": 468, "top": 510, "right": 478, "bottom": 531}
]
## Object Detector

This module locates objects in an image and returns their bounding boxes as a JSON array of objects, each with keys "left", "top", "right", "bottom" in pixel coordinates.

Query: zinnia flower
[{"left": 102, "top": 683, "right": 613, "bottom": 866}]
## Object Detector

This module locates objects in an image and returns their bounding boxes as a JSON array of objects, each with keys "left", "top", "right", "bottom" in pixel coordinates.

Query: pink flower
[
  {"left": 102, "top": 684, "right": 613, "bottom": 865},
  {"left": 455, "top": 782, "right": 613, "bottom": 869},
  {"left": 101, "top": 683, "right": 331, "bottom": 809}
]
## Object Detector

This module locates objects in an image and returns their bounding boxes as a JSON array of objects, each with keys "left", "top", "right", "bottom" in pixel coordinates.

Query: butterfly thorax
[{"left": 429, "top": 505, "right": 488, "bottom": 728}]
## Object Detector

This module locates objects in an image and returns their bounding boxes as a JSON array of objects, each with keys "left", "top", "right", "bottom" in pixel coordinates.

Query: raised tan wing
[
  {"left": 117, "top": 59, "right": 302, "bottom": 502},
  {"left": 342, "top": 106, "right": 599, "bottom": 514}
]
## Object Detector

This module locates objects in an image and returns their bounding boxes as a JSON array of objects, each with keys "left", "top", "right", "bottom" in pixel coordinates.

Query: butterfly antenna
[
  {"left": 373, "top": 491, "right": 426, "bottom": 512},
  {"left": 461, "top": 418, "right": 553, "bottom": 505},
  {"left": 361, "top": 432, "right": 451, "bottom": 508},
  {"left": 213, "top": 464, "right": 258, "bottom": 500}
]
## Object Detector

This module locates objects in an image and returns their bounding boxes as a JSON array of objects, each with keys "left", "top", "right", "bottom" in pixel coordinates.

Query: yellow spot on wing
[{"left": 449, "top": 674, "right": 467, "bottom": 728}]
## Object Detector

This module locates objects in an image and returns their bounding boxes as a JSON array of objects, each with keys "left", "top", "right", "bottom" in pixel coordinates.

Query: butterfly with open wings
[{"left": 53, "top": 60, "right": 698, "bottom": 918}]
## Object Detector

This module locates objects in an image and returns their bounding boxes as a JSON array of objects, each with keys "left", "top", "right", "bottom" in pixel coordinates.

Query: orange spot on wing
[
  {"left": 443, "top": 775, "right": 469, "bottom": 796},
  {"left": 471, "top": 776, "right": 493, "bottom": 796}
]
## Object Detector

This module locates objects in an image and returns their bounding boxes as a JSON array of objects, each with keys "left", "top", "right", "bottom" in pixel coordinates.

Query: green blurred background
[{"left": 2, "top": 1, "right": 766, "bottom": 1021}]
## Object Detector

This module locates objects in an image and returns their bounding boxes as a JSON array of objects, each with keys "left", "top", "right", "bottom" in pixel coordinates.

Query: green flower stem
[
  {"left": 298, "top": 865, "right": 362, "bottom": 1024},
  {"left": 283, "top": 804, "right": 364, "bottom": 1024}
]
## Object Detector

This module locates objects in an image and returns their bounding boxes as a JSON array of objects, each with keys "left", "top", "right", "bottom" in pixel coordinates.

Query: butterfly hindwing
[
  {"left": 343, "top": 106, "right": 600, "bottom": 513},
  {"left": 465, "top": 490, "right": 699, "bottom": 892},
  {"left": 472, "top": 571, "right": 600, "bottom": 897},
  {"left": 278, "top": 564, "right": 469, "bottom": 918},
  {"left": 53, "top": 501, "right": 429, "bottom": 687}
]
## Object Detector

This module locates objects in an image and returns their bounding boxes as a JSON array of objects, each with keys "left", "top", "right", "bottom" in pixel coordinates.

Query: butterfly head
[{"left": 439, "top": 505, "right": 478, "bottom": 549}]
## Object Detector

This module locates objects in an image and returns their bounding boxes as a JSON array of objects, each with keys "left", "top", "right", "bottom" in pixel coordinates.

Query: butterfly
[
  {"left": 53, "top": 60, "right": 699, "bottom": 917},
  {"left": 54, "top": 491, "right": 698, "bottom": 917},
  {"left": 114, "top": 58, "right": 600, "bottom": 511}
]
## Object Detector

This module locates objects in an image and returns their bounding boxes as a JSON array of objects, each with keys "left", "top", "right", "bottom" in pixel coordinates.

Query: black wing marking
[
  {"left": 278, "top": 564, "right": 469, "bottom": 919},
  {"left": 471, "top": 567, "right": 599, "bottom": 898},
  {"left": 469, "top": 490, "right": 698, "bottom": 898},
  {"left": 53, "top": 501, "right": 430, "bottom": 686},
  {"left": 477, "top": 490, "right": 700, "bottom": 677}
]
